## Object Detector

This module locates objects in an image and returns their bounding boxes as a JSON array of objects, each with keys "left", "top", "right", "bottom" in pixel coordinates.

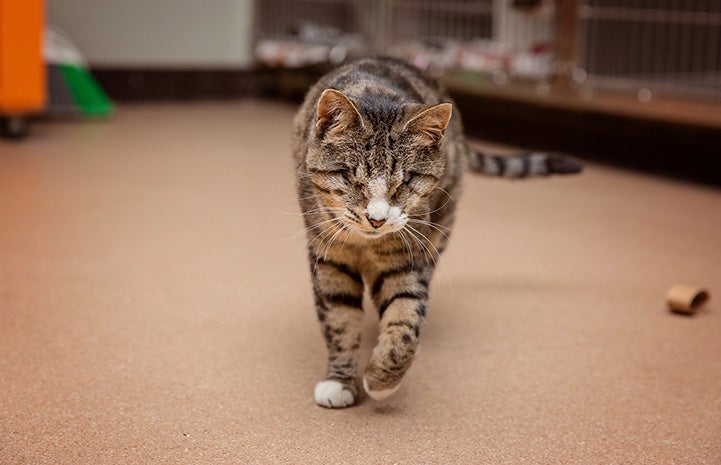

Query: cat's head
[{"left": 305, "top": 88, "right": 452, "bottom": 239}]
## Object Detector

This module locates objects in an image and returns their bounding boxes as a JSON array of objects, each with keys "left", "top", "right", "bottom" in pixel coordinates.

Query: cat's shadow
[{"left": 367, "top": 403, "right": 403, "bottom": 415}]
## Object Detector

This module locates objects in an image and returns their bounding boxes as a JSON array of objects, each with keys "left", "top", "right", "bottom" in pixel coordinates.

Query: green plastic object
[{"left": 59, "top": 64, "right": 114, "bottom": 117}]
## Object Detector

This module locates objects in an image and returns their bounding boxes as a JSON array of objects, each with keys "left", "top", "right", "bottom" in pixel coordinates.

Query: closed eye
[
  {"left": 404, "top": 171, "right": 440, "bottom": 197},
  {"left": 311, "top": 182, "right": 344, "bottom": 197},
  {"left": 334, "top": 168, "right": 354, "bottom": 184},
  {"left": 309, "top": 166, "right": 353, "bottom": 185},
  {"left": 405, "top": 171, "right": 440, "bottom": 183},
  {"left": 309, "top": 168, "right": 352, "bottom": 196},
  {"left": 309, "top": 167, "right": 350, "bottom": 177}
]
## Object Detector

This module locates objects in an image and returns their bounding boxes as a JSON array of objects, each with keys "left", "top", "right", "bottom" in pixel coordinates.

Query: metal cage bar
[
  {"left": 576, "top": 0, "right": 721, "bottom": 100},
  {"left": 254, "top": 0, "right": 557, "bottom": 80}
]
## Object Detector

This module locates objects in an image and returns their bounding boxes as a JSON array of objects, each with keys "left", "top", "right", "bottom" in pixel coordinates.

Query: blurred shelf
[{"left": 444, "top": 72, "right": 721, "bottom": 130}]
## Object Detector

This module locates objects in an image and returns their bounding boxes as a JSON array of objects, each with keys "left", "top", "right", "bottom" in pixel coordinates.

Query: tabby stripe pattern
[
  {"left": 311, "top": 254, "right": 363, "bottom": 285},
  {"left": 310, "top": 250, "right": 365, "bottom": 397},
  {"left": 378, "top": 291, "right": 428, "bottom": 318},
  {"left": 468, "top": 150, "right": 583, "bottom": 178}
]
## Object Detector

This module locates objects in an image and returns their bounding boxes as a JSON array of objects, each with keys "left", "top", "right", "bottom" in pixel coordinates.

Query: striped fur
[
  {"left": 468, "top": 150, "right": 583, "bottom": 178},
  {"left": 293, "top": 57, "right": 582, "bottom": 408}
]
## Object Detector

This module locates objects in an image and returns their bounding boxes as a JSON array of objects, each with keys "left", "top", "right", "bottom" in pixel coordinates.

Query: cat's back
[{"left": 322, "top": 57, "right": 442, "bottom": 103}]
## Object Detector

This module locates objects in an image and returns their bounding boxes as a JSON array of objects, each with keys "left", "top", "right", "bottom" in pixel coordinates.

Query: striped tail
[{"left": 468, "top": 149, "right": 583, "bottom": 178}]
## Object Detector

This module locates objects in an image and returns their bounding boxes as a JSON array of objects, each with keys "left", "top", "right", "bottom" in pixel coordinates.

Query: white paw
[
  {"left": 363, "top": 376, "right": 402, "bottom": 401},
  {"left": 314, "top": 380, "right": 355, "bottom": 408}
]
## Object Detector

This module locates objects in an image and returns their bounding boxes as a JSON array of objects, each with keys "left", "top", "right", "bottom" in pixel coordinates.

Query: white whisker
[
  {"left": 398, "top": 229, "right": 415, "bottom": 271},
  {"left": 404, "top": 225, "right": 435, "bottom": 269},
  {"left": 310, "top": 221, "right": 343, "bottom": 246},
  {"left": 290, "top": 216, "right": 344, "bottom": 240},
  {"left": 407, "top": 218, "right": 453, "bottom": 243},
  {"left": 405, "top": 223, "right": 453, "bottom": 294},
  {"left": 321, "top": 222, "right": 348, "bottom": 262}
]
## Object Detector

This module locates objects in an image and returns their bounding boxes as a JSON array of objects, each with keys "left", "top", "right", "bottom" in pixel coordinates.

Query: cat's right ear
[
  {"left": 403, "top": 103, "right": 453, "bottom": 144},
  {"left": 316, "top": 89, "right": 364, "bottom": 138}
]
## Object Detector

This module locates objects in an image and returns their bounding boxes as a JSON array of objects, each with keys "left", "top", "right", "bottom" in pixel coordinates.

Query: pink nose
[{"left": 367, "top": 217, "right": 386, "bottom": 228}]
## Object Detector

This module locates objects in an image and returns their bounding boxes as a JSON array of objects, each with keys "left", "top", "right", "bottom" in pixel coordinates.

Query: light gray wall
[{"left": 47, "top": 0, "right": 255, "bottom": 67}]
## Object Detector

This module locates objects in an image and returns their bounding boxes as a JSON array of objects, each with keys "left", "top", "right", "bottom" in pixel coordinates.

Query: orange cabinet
[{"left": 0, "top": 0, "right": 45, "bottom": 138}]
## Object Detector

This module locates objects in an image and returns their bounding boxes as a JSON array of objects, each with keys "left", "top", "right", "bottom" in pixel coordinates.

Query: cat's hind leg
[{"left": 310, "top": 254, "right": 364, "bottom": 408}]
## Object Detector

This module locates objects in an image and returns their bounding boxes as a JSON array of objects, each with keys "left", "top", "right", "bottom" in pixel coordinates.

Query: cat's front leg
[
  {"left": 309, "top": 253, "right": 365, "bottom": 408},
  {"left": 364, "top": 266, "right": 430, "bottom": 400}
]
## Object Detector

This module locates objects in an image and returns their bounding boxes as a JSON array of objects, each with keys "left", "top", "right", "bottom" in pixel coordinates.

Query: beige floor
[{"left": 1, "top": 102, "right": 720, "bottom": 465}]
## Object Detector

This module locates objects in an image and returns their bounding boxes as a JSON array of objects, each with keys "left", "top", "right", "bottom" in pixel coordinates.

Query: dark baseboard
[
  {"left": 91, "top": 67, "right": 273, "bottom": 101},
  {"left": 450, "top": 89, "right": 721, "bottom": 186},
  {"left": 89, "top": 66, "right": 721, "bottom": 186},
  {"left": 91, "top": 66, "right": 329, "bottom": 102}
]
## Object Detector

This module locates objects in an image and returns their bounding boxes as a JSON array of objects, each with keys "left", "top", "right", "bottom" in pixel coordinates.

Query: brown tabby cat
[{"left": 293, "top": 57, "right": 581, "bottom": 408}]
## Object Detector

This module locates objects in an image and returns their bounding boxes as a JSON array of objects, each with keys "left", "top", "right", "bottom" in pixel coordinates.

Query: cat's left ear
[
  {"left": 316, "top": 88, "right": 364, "bottom": 138},
  {"left": 403, "top": 103, "right": 453, "bottom": 144}
]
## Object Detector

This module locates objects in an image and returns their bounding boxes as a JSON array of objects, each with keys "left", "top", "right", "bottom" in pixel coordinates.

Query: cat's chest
[
  {"left": 359, "top": 236, "right": 416, "bottom": 272},
  {"left": 317, "top": 232, "right": 419, "bottom": 278}
]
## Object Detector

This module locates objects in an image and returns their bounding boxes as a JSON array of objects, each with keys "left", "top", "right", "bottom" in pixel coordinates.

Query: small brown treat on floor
[{"left": 666, "top": 284, "right": 710, "bottom": 315}]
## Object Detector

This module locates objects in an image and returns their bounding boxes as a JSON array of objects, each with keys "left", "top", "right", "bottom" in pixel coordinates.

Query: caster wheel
[{"left": 1, "top": 116, "right": 30, "bottom": 139}]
